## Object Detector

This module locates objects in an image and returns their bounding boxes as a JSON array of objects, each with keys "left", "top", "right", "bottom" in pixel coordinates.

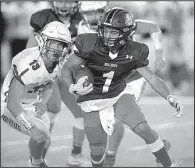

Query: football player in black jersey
[
  {"left": 62, "top": 8, "right": 183, "bottom": 167},
  {"left": 78, "top": 1, "right": 170, "bottom": 167},
  {"left": 26, "top": 1, "right": 91, "bottom": 167}
]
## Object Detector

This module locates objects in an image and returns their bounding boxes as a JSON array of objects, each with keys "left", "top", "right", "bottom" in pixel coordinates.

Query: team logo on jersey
[
  {"left": 125, "top": 14, "right": 133, "bottom": 26},
  {"left": 126, "top": 55, "right": 133, "bottom": 59},
  {"left": 104, "top": 62, "right": 118, "bottom": 68},
  {"left": 119, "top": 40, "right": 125, "bottom": 45}
]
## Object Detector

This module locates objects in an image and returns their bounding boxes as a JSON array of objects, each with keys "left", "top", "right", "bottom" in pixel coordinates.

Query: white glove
[
  {"left": 69, "top": 76, "right": 93, "bottom": 95},
  {"left": 167, "top": 95, "right": 183, "bottom": 118},
  {"left": 33, "top": 101, "right": 47, "bottom": 117}
]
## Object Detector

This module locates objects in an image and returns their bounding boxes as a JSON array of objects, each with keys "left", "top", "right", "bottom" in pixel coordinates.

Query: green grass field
[{"left": 1, "top": 96, "right": 194, "bottom": 167}]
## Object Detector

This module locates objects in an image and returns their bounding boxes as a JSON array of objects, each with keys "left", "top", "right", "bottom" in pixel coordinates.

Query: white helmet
[
  {"left": 80, "top": 1, "right": 108, "bottom": 12},
  {"left": 79, "top": 1, "right": 108, "bottom": 29},
  {"left": 36, "top": 21, "right": 72, "bottom": 63}
]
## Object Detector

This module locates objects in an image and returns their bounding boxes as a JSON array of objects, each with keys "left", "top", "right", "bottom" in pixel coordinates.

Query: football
[{"left": 71, "top": 64, "right": 94, "bottom": 87}]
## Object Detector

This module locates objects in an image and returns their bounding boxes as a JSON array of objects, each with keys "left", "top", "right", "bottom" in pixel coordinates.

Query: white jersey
[{"left": 1, "top": 47, "right": 62, "bottom": 107}]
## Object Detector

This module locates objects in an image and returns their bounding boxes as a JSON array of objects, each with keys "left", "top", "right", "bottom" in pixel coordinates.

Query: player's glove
[
  {"left": 167, "top": 95, "right": 183, "bottom": 118},
  {"left": 16, "top": 112, "right": 50, "bottom": 143},
  {"left": 69, "top": 76, "right": 93, "bottom": 95},
  {"left": 33, "top": 101, "right": 47, "bottom": 117}
]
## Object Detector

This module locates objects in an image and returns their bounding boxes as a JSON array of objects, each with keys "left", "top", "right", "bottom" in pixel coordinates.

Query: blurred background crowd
[{"left": 0, "top": 1, "right": 194, "bottom": 96}]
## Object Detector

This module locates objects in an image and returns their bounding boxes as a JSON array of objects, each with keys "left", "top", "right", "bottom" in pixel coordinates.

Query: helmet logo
[
  {"left": 119, "top": 40, "right": 125, "bottom": 45},
  {"left": 125, "top": 14, "right": 133, "bottom": 26},
  {"left": 123, "top": 28, "right": 129, "bottom": 32}
]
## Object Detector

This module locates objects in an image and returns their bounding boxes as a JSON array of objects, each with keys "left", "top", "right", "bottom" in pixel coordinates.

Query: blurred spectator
[
  {"left": 1, "top": 1, "right": 50, "bottom": 83},
  {"left": 0, "top": 9, "right": 7, "bottom": 85},
  {"left": 0, "top": 11, "right": 6, "bottom": 43},
  {"left": 165, "top": 2, "right": 190, "bottom": 95}
]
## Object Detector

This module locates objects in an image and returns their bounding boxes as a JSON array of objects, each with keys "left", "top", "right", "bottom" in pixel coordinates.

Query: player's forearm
[
  {"left": 7, "top": 101, "right": 24, "bottom": 118},
  {"left": 151, "top": 31, "right": 163, "bottom": 55},
  {"left": 135, "top": 19, "right": 161, "bottom": 35},
  {"left": 62, "top": 54, "right": 85, "bottom": 88},
  {"left": 137, "top": 66, "right": 170, "bottom": 100},
  {"left": 7, "top": 101, "right": 34, "bottom": 131},
  {"left": 40, "top": 83, "right": 54, "bottom": 104},
  {"left": 62, "top": 66, "right": 74, "bottom": 88},
  {"left": 148, "top": 75, "right": 171, "bottom": 100},
  {"left": 7, "top": 78, "right": 25, "bottom": 117},
  {"left": 126, "top": 71, "right": 142, "bottom": 83},
  {"left": 135, "top": 19, "right": 163, "bottom": 52}
]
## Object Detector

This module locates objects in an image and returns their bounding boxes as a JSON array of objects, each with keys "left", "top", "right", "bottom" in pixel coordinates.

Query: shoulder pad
[
  {"left": 75, "top": 33, "right": 98, "bottom": 52},
  {"left": 12, "top": 48, "right": 40, "bottom": 85},
  {"left": 128, "top": 40, "right": 149, "bottom": 68},
  {"left": 128, "top": 40, "right": 149, "bottom": 59}
]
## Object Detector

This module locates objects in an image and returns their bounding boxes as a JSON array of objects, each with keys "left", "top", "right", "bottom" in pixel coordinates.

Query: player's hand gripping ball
[{"left": 70, "top": 65, "right": 94, "bottom": 95}]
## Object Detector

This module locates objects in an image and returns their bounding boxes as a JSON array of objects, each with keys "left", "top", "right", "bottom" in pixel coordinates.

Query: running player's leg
[
  {"left": 83, "top": 110, "right": 107, "bottom": 167},
  {"left": 1, "top": 105, "right": 50, "bottom": 167},
  {"left": 104, "top": 79, "right": 146, "bottom": 167},
  {"left": 130, "top": 78, "right": 172, "bottom": 164},
  {"left": 114, "top": 94, "right": 174, "bottom": 167},
  {"left": 58, "top": 79, "right": 89, "bottom": 167},
  {"left": 104, "top": 118, "right": 124, "bottom": 167}
]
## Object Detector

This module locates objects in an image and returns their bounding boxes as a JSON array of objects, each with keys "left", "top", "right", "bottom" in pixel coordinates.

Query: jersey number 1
[{"left": 102, "top": 71, "right": 115, "bottom": 93}]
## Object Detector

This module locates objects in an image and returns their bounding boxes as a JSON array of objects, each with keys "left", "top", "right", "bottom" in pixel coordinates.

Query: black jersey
[
  {"left": 30, "top": 9, "right": 82, "bottom": 38},
  {"left": 74, "top": 33, "right": 149, "bottom": 102}
]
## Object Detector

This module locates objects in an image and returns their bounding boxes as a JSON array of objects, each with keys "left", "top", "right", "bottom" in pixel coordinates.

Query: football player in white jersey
[
  {"left": 1, "top": 21, "right": 72, "bottom": 167},
  {"left": 26, "top": 3, "right": 92, "bottom": 166},
  {"left": 78, "top": 1, "right": 170, "bottom": 167}
]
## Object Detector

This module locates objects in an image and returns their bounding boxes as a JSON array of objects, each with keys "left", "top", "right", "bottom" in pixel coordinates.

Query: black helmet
[{"left": 98, "top": 7, "right": 136, "bottom": 48}]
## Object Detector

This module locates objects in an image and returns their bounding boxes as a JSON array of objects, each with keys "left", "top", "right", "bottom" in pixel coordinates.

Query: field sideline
[{"left": 1, "top": 96, "right": 194, "bottom": 167}]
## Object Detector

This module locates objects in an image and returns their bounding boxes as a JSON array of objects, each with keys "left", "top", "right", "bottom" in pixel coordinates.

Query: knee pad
[
  {"left": 47, "top": 112, "right": 57, "bottom": 124},
  {"left": 30, "top": 117, "right": 51, "bottom": 143},
  {"left": 134, "top": 121, "right": 149, "bottom": 134},
  {"left": 44, "top": 137, "right": 51, "bottom": 149},
  {"left": 47, "top": 104, "right": 61, "bottom": 114},
  {"left": 73, "top": 118, "right": 84, "bottom": 130},
  {"left": 90, "top": 145, "right": 106, "bottom": 163}
]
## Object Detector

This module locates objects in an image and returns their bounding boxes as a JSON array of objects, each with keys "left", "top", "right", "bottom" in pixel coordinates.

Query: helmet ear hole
[{"left": 123, "top": 27, "right": 129, "bottom": 32}]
